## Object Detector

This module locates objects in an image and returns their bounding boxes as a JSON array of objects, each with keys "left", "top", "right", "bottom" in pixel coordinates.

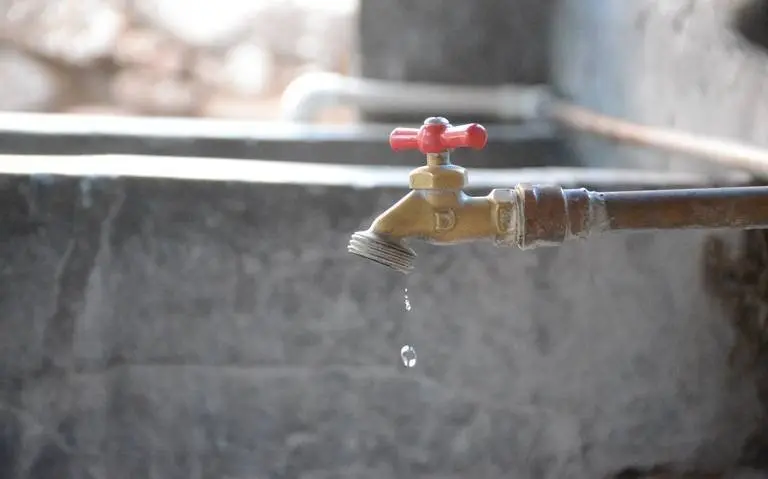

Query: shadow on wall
[{"left": 733, "top": 0, "right": 768, "bottom": 52}]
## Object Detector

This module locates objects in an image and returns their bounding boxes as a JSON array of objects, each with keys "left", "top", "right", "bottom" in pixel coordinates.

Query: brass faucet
[{"left": 348, "top": 117, "right": 768, "bottom": 274}]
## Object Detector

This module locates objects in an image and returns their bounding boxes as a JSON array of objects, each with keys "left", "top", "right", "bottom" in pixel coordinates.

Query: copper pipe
[
  {"left": 600, "top": 186, "right": 768, "bottom": 231},
  {"left": 514, "top": 185, "right": 768, "bottom": 250},
  {"left": 550, "top": 101, "right": 768, "bottom": 174}
]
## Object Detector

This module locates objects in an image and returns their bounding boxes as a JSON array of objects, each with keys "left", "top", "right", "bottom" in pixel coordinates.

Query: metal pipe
[
  {"left": 280, "top": 72, "right": 549, "bottom": 122},
  {"left": 549, "top": 101, "right": 768, "bottom": 175},
  {"left": 280, "top": 74, "right": 768, "bottom": 175},
  {"left": 516, "top": 185, "right": 768, "bottom": 250},
  {"left": 600, "top": 186, "right": 768, "bottom": 231},
  {"left": 507, "top": 183, "right": 768, "bottom": 253}
]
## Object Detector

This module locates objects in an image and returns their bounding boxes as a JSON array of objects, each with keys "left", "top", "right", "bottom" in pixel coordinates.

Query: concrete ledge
[{"left": 0, "top": 112, "right": 563, "bottom": 168}]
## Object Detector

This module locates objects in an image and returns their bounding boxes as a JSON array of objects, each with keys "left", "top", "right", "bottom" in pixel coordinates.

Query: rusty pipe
[
  {"left": 503, "top": 184, "right": 768, "bottom": 250},
  {"left": 349, "top": 182, "right": 768, "bottom": 274},
  {"left": 549, "top": 101, "right": 768, "bottom": 175}
]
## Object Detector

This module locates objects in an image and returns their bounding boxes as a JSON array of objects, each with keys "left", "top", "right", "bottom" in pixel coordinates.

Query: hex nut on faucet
[{"left": 408, "top": 157, "right": 468, "bottom": 191}]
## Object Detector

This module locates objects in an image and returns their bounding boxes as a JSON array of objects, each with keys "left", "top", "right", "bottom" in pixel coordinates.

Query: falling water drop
[
  {"left": 400, "top": 344, "right": 417, "bottom": 368},
  {"left": 403, "top": 287, "right": 412, "bottom": 311},
  {"left": 399, "top": 286, "right": 416, "bottom": 367}
]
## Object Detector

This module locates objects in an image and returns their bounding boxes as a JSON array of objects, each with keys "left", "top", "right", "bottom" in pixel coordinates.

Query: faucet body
[
  {"left": 367, "top": 190, "right": 496, "bottom": 244},
  {"left": 348, "top": 117, "right": 768, "bottom": 274}
]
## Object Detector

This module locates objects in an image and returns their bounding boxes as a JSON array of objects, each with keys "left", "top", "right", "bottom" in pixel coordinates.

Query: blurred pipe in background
[
  {"left": 280, "top": 72, "right": 550, "bottom": 123},
  {"left": 280, "top": 73, "right": 768, "bottom": 175}
]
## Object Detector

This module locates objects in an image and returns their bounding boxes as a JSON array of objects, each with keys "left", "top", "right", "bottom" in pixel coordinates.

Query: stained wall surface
[{"left": 0, "top": 175, "right": 759, "bottom": 478}]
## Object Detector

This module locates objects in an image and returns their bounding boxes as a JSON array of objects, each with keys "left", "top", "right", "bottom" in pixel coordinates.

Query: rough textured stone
[{"left": 0, "top": 174, "right": 760, "bottom": 478}]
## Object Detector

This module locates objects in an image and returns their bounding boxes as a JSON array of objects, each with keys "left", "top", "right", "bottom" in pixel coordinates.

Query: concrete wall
[
  {"left": 358, "top": 0, "right": 556, "bottom": 125},
  {"left": 551, "top": 0, "right": 768, "bottom": 172},
  {"left": 360, "top": 0, "right": 768, "bottom": 173},
  {"left": 0, "top": 173, "right": 761, "bottom": 478},
  {"left": 356, "top": 0, "right": 574, "bottom": 166}
]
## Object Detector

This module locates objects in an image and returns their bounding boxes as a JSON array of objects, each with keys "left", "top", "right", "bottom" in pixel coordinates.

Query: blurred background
[
  {"left": 3, "top": 1, "right": 768, "bottom": 479},
  {"left": 0, "top": 0, "right": 357, "bottom": 121}
]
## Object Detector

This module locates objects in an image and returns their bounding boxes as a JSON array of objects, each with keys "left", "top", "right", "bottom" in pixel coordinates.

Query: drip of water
[
  {"left": 403, "top": 287, "right": 412, "bottom": 311},
  {"left": 400, "top": 344, "right": 417, "bottom": 368},
  {"left": 400, "top": 286, "right": 416, "bottom": 367}
]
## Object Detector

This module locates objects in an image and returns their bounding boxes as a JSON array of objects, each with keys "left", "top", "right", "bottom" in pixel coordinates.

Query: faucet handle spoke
[{"left": 389, "top": 116, "right": 488, "bottom": 154}]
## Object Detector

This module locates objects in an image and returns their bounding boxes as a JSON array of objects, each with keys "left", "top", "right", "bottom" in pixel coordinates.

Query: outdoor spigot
[
  {"left": 348, "top": 117, "right": 499, "bottom": 273},
  {"left": 348, "top": 117, "right": 768, "bottom": 275}
]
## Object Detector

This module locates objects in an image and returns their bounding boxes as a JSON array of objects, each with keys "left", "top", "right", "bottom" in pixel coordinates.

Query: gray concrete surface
[
  {"left": 360, "top": 0, "right": 768, "bottom": 174},
  {"left": 357, "top": 0, "right": 556, "bottom": 126},
  {"left": 0, "top": 113, "right": 564, "bottom": 169},
  {"left": 551, "top": 0, "right": 768, "bottom": 172},
  {"left": 0, "top": 174, "right": 761, "bottom": 478}
]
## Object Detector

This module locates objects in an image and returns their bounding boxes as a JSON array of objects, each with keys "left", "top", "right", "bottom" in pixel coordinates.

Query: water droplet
[
  {"left": 400, "top": 344, "right": 417, "bottom": 368},
  {"left": 403, "top": 288, "right": 412, "bottom": 311}
]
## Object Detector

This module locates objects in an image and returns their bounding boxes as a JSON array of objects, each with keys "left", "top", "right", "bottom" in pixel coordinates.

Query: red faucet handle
[{"left": 389, "top": 117, "right": 488, "bottom": 154}]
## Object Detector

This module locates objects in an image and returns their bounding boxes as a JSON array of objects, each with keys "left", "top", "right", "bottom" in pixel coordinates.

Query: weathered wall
[
  {"left": 0, "top": 174, "right": 761, "bottom": 478},
  {"left": 551, "top": 0, "right": 768, "bottom": 172},
  {"left": 358, "top": 0, "right": 556, "bottom": 125},
  {"left": 360, "top": 0, "right": 768, "bottom": 173},
  {"left": 351, "top": 0, "right": 768, "bottom": 476},
  {"left": 356, "top": 0, "right": 573, "bottom": 166}
]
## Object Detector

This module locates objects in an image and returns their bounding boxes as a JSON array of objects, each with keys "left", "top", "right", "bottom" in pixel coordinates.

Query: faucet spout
[
  {"left": 347, "top": 230, "right": 417, "bottom": 274},
  {"left": 347, "top": 116, "right": 495, "bottom": 273},
  {"left": 348, "top": 188, "right": 506, "bottom": 273},
  {"left": 347, "top": 191, "right": 424, "bottom": 273}
]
